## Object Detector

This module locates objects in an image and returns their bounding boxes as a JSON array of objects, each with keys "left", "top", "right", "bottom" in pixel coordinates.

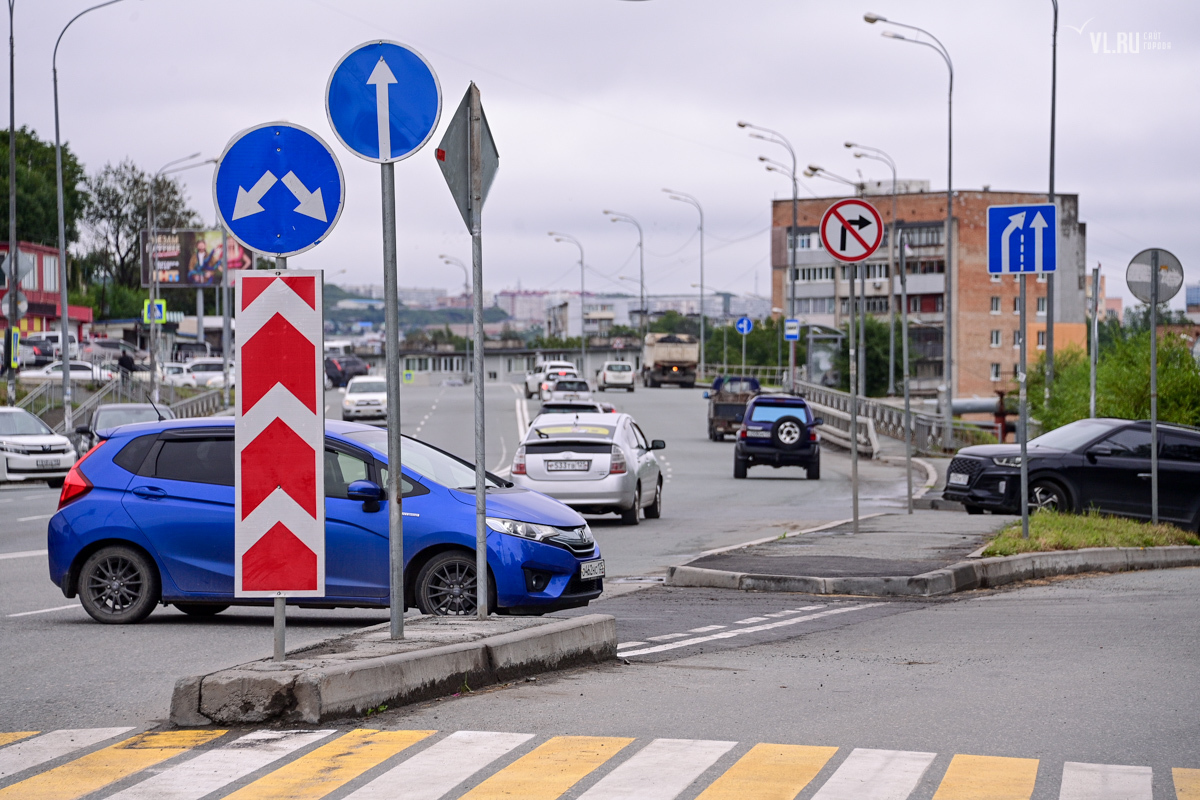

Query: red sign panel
[
  {"left": 235, "top": 270, "right": 325, "bottom": 597},
  {"left": 820, "top": 198, "right": 884, "bottom": 263}
]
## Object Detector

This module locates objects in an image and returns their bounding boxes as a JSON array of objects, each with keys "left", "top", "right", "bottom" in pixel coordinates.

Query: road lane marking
[
  {"left": 0, "top": 730, "right": 223, "bottom": 800},
  {"left": 576, "top": 738, "right": 735, "bottom": 800},
  {"left": 7, "top": 604, "right": 79, "bottom": 618},
  {"left": 459, "top": 736, "right": 633, "bottom": 800},
  {"left": 646, "top": 633, "right": 689, "bottom": 642},
  {"left": 223, "top": 729, "right": 434, "bottom": 800},
  {"left": 1059, "top": 762, "right": 1152, "bottom": 800},
  {"left": 345, "top": 730, "right": 533, "bottom": 800},
  {"left": 810, "top": 748, "right": 937, "bottom": 800},
  {"left": 15, "top": 515, "right": 52, "bottom": 523},
  {"left": 688, "top": 625, "right": 726, "bottom": 633},
  {"left": 697, "top": 743, "right": 838, "bottom": 800},
  {"left": 0, "top": 728, "right": 135, "bottom": 779},
  {"left": 105, "top": 730, "right": 336, "bottom": 800},
  {"left": 490, "top": 436, "right": 509, "bottom": 475},
  {"left": 735, "top": 616, "right": 769, "bottom": 624},
  {"left": 1173, "top": 768, "right": 1200, "bottom": 800},
  {"left": 617, "top": 642, "right": 646, "bottom": 649},
  {"left": 0, "top": 550, "right": 48, "bottom": 562},
  {"left": 0, "top": 733, "right": 37, "bottom": 749},
  {"left": 618, "top": 604, "right": 884, "bottom": 657},
  {"left": 932, "top": 754, "right": 1039, "bottom": 800}
]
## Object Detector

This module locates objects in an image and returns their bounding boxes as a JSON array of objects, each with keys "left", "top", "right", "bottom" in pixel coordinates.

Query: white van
[
  {"left": 524, "top": 360, "right": 578, "bottom": 399},
  {"left": 25, "top": 331, "right": 78, "bottom": 359}
]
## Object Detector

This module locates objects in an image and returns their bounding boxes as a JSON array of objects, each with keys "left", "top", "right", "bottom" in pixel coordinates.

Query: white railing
[{"left": 808, "top": 401, "right": 880, "bottom": 459}]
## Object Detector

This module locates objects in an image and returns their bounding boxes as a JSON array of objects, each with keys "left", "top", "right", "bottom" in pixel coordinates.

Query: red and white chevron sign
[{"left": 235, "top": 270, "right": 325, "bottom": 597}]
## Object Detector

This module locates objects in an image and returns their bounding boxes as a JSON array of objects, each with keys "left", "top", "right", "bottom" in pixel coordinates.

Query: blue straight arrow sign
[{"left": 987, "top": 203, "right": 1057, "bottom": 274}]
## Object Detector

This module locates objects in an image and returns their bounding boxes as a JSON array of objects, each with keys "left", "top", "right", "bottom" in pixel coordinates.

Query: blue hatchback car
[{"left": 48, "top": 418, "right": 604, "bottom": 624}]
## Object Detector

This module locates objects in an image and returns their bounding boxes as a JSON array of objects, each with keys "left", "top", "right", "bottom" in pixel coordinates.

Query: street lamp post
[
  {"left": 52, "top": 0, "right": 128, "bottom": 430},
  {"left": 548, "top": 232, "right": 587, "bottom": 380},
  {"left": 663, "top": 190, "right": 705, "bottom": 382},
  {"left": 866, "top": 12, "right": 955, "bottom": 449},
  {"left": 603, "top": 211, "right": 644, "bottom": 340},
  {"left": 738, "top": 121, "right": 797, "bottom": 389},
  {"left": 1046, "top": 0, "right": 1059, "bottom": 407},
  {"left": 6, "top": 0, "right": 16, "bottom": 405},
  {"left": 846, "top": 142, "right": 898, "bottom": 395},
  {"left": 439, "top": 254, "right": 471, "bottom": 385}
]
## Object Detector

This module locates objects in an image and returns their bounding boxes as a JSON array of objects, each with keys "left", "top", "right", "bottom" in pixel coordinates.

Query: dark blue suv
[
  {"left": 48, "top": 418, "right": 604, "bottom": 624},
  {"left": 733, "top": 394, "right": 822, "bottom": 480}
]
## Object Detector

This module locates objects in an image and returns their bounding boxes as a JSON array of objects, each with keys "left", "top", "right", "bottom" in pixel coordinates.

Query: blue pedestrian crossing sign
[
  {"left": 213, "top": 122, "right": 345, "bottom": 258},
  {"left": 987, "top": 203, "right": 1056, "bottom": 274},
  {"left": 736, "top": 316, "right": 754, "bottom": 336},
  {"left": 784, "top": 318, "right": 801, "bottom": 341},
  {"left": 143, "top": 298, "right": 166, "bottom": 325},
  {"left": 326, "top": 40, "right": 442, "bottom": 164}
]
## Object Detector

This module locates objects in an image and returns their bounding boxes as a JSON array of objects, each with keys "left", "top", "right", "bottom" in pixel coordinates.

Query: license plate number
[
  {"left": 547, "top": 460, "right": 590, "bottom": 471},
  {"left": 580, "top": 559, "right": 605, "bottom": 580},
  {"left": 747, "top": 429, "right": 771, "bottom": 438},
  {"left": 36, "top": 459, "right": 59, "bottom": 468},
  {"left": 948, "top": 472, "right": 970, "bottom": 486}
]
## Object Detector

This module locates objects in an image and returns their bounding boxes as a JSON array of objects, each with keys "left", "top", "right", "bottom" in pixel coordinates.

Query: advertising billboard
[{"left": 140, "top": 229, "right": 253, "bottom": 288}]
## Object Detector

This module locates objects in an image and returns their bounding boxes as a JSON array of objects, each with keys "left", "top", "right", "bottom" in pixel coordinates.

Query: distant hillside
[{"left": 324, "top": 284, "right": 508, "bottom": 327}]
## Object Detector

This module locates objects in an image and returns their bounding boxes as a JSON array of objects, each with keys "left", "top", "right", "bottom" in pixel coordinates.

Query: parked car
[
  {"left": 597, "top": 361, "right": 635, "bottom": 392},
  {"left": 511, "top": 412, "right": 665, "bottom": 525},
  {"left": 162, "top": 362, "right": 197, "bottom": 388},
  {"left": 705, "top": 376, "right": 761, "bottom": 441},
  {"left": 325, "top": 355, "right": 370, "bottom": 388},
  {"left": 25, "top": 331, "right": 79, "bottom": 359},
  {"left": 733, "top": 393, "right": 822, "bottom": 480},
  {"left": 542, "top": 377, "right": 592, "bottom": 402},
  {"left": 47, "top": 418, "right": 604, "bottom": 623},
  {"left": 341, "top": 376, "right": 387, "bottom": 421},
  {"left": 185, "top": 358, "right": 230, "bottom": 388},
  {"left": 18, "top": 360, "right": 114, "bottom": 383},
  {"left": 524, "top": 360, "right": 578, "bottom": 399},
  {"left": 0, "top": 407, "right": 76, "bottom": 487},
  {"left": 80, "top": 338, "right": 145, "bottom": 363},
  {"left": 539, "top": 401, "right": 616, "bottom": 417},
  {"left": 941, "top": 418, "right": 1200, "bottom": 527},
  {"left": 75, "top": 403, "right": 174, "bottom": 451}
]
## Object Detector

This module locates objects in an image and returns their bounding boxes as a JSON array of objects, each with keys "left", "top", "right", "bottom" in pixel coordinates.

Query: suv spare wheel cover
[{"left": 771, "top": 415, "right": 805, "bottom": 451}]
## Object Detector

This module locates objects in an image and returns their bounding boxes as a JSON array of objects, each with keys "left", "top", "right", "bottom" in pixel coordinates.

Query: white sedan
[
  {"left": 341, "top": 376, "right": 387, "bottom": 421},
  {"left": 18, "top": 361, "right": 114, "bottom": 383},
  {"left": 542, "top": 378, "right": 592, "bottom": 402}
]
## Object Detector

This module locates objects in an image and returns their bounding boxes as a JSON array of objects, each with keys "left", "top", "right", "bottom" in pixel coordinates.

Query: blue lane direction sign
[
  {"left": 736, "top": 316, "right": 754, "bottom": 336},
  {"left": 326, "top": 40, "right": 442, "bottom": 163},
  {"left": 214, "top": 122, "right": 345, "bottom": 258},
  {"left": 987, "top": 203, "right": 1057, "bottom": 274},
  {"left": 784, "top": 318, "right": 801, "bottom": 341}
]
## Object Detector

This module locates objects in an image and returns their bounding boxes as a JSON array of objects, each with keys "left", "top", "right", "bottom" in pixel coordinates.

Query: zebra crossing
[{"left": 0, "top": 726, "right": 1196, "bottom": 799}]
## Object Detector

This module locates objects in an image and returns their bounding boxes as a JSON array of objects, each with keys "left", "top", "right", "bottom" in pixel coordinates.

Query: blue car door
[
  {"left": 121, "top": 432, "right": 235, "bottom": 596},
  {"left": 324, "top": 444, "right": 389, "bottom": 599}
]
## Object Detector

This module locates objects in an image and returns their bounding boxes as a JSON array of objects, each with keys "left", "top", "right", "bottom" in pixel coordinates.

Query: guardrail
[
  {"left": 169, "top": 389, "right": 226, "bottom": 419},
  {"left": 807, "top": 401, "right": 880, "bottom": 459}
]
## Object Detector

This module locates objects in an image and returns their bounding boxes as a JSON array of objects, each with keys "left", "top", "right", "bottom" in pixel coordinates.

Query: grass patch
[{"left": 982, "top": 510, "right": 1200, "bottom": 557}]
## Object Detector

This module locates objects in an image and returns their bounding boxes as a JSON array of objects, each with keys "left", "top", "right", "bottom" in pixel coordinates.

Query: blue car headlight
[{"left": 486, "top": 517, "right": 593, "bottom": 545}]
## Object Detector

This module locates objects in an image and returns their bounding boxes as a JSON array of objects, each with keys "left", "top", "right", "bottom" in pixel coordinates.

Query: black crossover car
[
  {"left": 733, "top": 393, "right": 823, "bottom": 479},
  {"left": 942, "top": 418, "right": 1200, "bottom": 527}
]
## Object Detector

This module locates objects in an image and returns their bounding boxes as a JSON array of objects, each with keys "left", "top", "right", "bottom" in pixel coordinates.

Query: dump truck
[{"left": 642, "top": 333, "right": 699, "bottom": 388}]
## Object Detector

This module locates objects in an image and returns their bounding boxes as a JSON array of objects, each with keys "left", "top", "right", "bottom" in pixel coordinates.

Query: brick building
[{"left": 770, "top": 189, "right": 1088, "bottom": 398}]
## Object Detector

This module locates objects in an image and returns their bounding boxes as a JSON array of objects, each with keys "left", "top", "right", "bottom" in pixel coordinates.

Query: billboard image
[{"left": 140, "top": 229, "right": 253, "bottom": 288}]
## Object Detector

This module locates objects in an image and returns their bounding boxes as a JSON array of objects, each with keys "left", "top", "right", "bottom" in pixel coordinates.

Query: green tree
[
  {"left": 705, "top": 317, "right": 798, "bottom": 374},
  {"left": 833, "top": 315, "right": 895, "bottom": 396},
  {"left": 0, "top": 126, "right": 87, "bottom": 247},
  {"left": 648, "top": 310, "right": 699, "bottom": 336}
]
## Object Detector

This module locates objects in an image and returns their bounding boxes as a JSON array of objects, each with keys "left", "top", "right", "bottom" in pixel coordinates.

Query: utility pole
[
  {"left": 7, "top": 0, "right": 17, "bottom": 406},
  {"left": 1045, "top": 0, "right": 1059, "bottom": 410}
]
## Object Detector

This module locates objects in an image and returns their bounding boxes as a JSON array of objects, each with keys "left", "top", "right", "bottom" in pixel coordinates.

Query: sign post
[
  {"left": 327, "top": 40, "right": 441, "bottom": 637},
  {"left": 821, "top": 198, "right": 883, "bottom": 535},
  {"left": 735, "top": 316, "right": 753, "bottom": 376},
  {"left": 1126, "top": 248, "right": 1184, "bottom": 525},
  {"left": 214, "top": 121, "right": 344, "bottom": 660},
  {"left": 436, "top": 83, "right": 499, "bottom": 619},
  {"left": 987, "top": 203, "right": 1058, "bottom": 540}
]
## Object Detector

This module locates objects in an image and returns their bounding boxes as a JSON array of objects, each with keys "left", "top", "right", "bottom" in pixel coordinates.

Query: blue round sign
[
  {"left": 736, "top": 316, "right": 754, "bottom": 335},
  {"left": 213, "top": 122, "right": 345, "bottom": 258},
  {"left": 326, "top": 40, "right": 442, "bottom": 163}
]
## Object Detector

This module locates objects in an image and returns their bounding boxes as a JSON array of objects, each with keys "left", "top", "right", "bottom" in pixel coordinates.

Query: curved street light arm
[{"left": 54, "top": 0, "right": 128, "bottom": 70}]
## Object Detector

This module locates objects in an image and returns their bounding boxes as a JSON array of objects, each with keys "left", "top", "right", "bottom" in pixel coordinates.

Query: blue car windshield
[
  {"left": 749, "top": 404, "right": 810, "bottom": 424},
  {"left": 342, "top": 428, "right": 500, "bottom": 489}
]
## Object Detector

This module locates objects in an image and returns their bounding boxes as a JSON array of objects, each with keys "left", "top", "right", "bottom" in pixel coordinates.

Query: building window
[
  {"left": 1013, "top": 363, "right": 1020, "bottom": 379},
  {"left": 1037, "top": 330, "right": 1046, "bottom": 349},
  {"left": 990, "top": 330, "right": 1001, "bottom": 348},
  {"left": 991, "top": 271, "right": 1001, "bottom": 283},
  {"left": 19, "top": 251, "right": 36, "bottom": 290},
  {"left": 43, "top": 254, "right": 58, "bottom": 293},
  {"left": 1037, "top": 271, "right": 1047, "bottom": 283},
  {"left": 1037, "top": 296, "right": 1047, "bottom": 315},
  {"left": 904, "top": 225, "right": 944, "bottom": 247},
  {"left": 796, "top": 266, "right": 834, "bottom": 282},
  {"left": 990, "top": 363, "right": 1001, "bottom": 382},
  {"left": 990, "top": 296, "right": 1001, "bottom": 314},
  {"left": 1013, "top": 329, "right": 1021, "bottom": 348},
  {"left": 1013, "top": 297, "right": 1020, "bottom": 315}
]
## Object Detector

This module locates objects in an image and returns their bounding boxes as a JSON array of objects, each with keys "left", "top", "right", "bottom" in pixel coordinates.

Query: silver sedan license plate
[
  {"left": 36, "top": 459, "right": 60, "bottom": 468},
  {"left": 580, "top": 559, "right": 605, "bottom": 580},
  {"left": 547, "top": 460, "right": 590, "bottom": 471}
]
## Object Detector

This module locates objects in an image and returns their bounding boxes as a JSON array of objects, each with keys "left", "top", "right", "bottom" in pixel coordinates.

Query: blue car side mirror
[
  {"left": 702, "top": 391, "right": 710, "bottom": 399},
  {"left": 347, "top": 480, "right": 384, "bottom": 511}
]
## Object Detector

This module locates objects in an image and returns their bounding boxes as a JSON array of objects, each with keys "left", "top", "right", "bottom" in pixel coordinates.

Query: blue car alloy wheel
[{"left": 46, "top": 418, "right": 603, "bottom": 623}]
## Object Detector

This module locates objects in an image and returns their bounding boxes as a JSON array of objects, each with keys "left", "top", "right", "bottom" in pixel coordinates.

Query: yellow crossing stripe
[
  {"left": 696, "top": 743, "right": 838, "bottom": 800},
  {"left": 222, "top": 728, "right": 434, "bottom": 800},
  {"left": 460, "top": 736, "right": 634, "bottom": 800},
  {"left": 0, "top": 730, "right": 224, "bottom": 800},
  {"left": 932, "top": 754, "right": 1040, "bottom": 800},
  {"left": 1175, "top": 768, "right": 1200, "bottom": 800},
  {"left": 0, "top": 735, "right": 36, "bottom": 750}
]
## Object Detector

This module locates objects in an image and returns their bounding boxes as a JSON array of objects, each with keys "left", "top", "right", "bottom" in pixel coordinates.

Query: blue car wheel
[
  {"left": 78, "top": 545, "right": 161, "bottom": 624},
  {"left": 415, "top": 551, "right": 494, "bottom": 616}
]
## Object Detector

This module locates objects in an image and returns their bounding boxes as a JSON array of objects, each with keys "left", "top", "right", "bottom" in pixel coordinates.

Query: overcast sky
[{"left": 11, "top": 0, "right": 1199, "bottom": 309}]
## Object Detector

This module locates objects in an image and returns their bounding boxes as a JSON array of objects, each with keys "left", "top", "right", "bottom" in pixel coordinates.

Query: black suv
[
  {"left": 733, "top": 394, "right": 822, "bottom": 479},
  {"left": 324, "top": 355, "right": 370, "bottom": 388}
]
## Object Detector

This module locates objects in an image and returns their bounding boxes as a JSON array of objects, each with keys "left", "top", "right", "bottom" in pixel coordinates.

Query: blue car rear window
[
  {"left": 749, "top": 404, "right": 810, "bottom": 424},
  {"left": 112, "top": 434, "right": 158, "bottom": 473},
  {"left": 154, "top": 438, "right": 234, "bottom": 486}
]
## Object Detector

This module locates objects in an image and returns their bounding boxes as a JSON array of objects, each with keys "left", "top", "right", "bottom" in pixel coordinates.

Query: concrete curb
[
  {"left": 667, "top": 546, "right": 1200, "bottom": 598},
  {"left": 170, "top": 613, "right": 616, "bottom": 726}
]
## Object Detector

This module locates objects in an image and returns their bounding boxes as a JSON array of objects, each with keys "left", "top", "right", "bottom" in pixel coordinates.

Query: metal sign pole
[
  {"left": 1019, "top": 273, "right": 1029, "bottom": 539},
  {"left": 1089, "top": 265, "right": 1099, "bottom": 418},
  {"left": 859, "top": 267, "right": 866, "bottom": 396},
  {"left": 274, "top": 252, "right": 288, "bottom": 661},
  {"left": 1150, "top": 250, "right": 1158, "bottom": 525},
  {"left": 740, "top": 325, "right": 746, "bottom": 374},
  {"left": 468, "top": 83, "right": 489, "bottom": 619},
  {"left": 900, "top": 233, "right": 912, "bottom": 514},
  {"left": 381, "top": 163, "right": 405, "bottom": 638},
  {"left": 849, "top": 262, "right": 859, "bottom": 533},
  {"left": 221, "top": 231, "right": 231, "bottom": 409}
]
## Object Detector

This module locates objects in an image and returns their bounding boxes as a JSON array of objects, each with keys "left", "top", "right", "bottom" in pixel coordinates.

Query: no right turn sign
[{"left": 820, "top": 198, "right": 883, "bottom": 263}]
